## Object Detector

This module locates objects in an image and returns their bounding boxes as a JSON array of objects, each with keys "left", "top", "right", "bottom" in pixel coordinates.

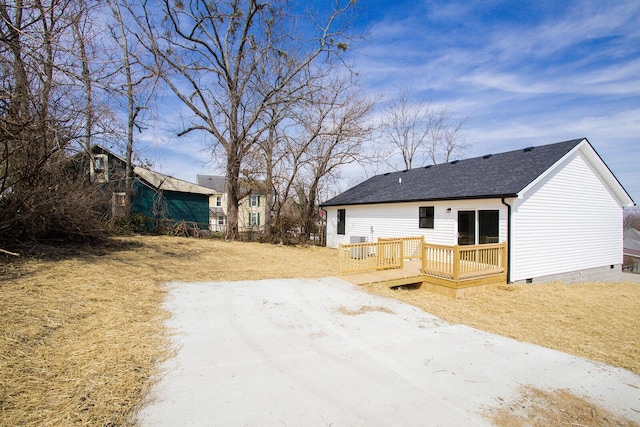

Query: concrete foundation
[{"left": 512, "top": 264, "right": 622, "bottom": 285}]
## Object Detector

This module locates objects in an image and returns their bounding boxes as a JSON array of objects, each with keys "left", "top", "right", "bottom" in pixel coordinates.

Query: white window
[
  {"left": 249, "top": 212, "right": 260, "bottom": 226},
  {"left": 217, "top": 215, "right": 226, "bottom": 225},
  {"left": 112, "top": 192, "right": 126, "bottom": 207},
  {"left": 91, "top": 154, "right": 108, "bottom": 183},
  {"left": 215, "top": 196, "right": 222, "bottom": 207},
  {"left": 250, "top": 195, "right": 260, "bottom": 207}
]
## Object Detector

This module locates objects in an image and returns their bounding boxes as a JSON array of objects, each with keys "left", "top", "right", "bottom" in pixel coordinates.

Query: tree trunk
[
  {"left": 301, "top": 179, "right": 320, "bottom": 244},
  {"left": 225, "top": 158, "right": 241, "bottom": 241}
]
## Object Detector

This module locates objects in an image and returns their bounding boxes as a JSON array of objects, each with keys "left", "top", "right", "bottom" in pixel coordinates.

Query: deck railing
[
  {"left": 338, "top": 240, "right": 404, "bottom": 275},
  {"left": 378, "top": 236, "right": 424, "bottom": 260},
  {"left": 422, "top": 242, "right": 507, "bottom": 281}
]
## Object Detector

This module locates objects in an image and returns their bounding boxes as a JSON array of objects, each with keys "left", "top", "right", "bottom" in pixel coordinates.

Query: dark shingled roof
[{"left": 321, "top": 139, "right": 585, "bottom": 207}]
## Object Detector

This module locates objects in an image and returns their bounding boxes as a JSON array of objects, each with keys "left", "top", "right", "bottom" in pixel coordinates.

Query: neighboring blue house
[{"left": 88, "top": 146, "right": 214, "bottom": 230}]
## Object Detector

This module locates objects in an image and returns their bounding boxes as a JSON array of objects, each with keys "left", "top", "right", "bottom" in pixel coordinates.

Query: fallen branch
[{"left": 0, "top": 248, "right": 20, "bottom": 257}]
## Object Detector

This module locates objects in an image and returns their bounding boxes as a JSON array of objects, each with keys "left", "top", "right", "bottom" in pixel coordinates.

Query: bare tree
[
  {"left": 381, "top": 90, "right": 468, "bottom": 170},
  {"left": 0, "top": 0, "right": 111, "bottom": 244},
  {"left": 624, "top": 208, "right": 640, "bottom": 230},
  {"left": 132, "top": 0, "right": 356, "bottom": 240},
  {"left": 381, "top": 90, "right": 432, "bottom": 170},
  {"left": 251, "top": 69, "right": 375, "bottom": 244},
  {"left": 108, "top": 0, "right": 159, "bottom": 210},
  {"left": 294, "top": 74, "right": 375, "bottom": 242}
]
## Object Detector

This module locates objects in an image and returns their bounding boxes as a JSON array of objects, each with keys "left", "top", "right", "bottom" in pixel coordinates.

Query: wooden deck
[
  {"left": 342, "top": 260, "right": 507, "bottom": 298},
  {"left": 339, "top": 238, "right": 507, "bottom": 298},
  {"left": 342, "top": 260, "right": 426, "bottom": 287}
]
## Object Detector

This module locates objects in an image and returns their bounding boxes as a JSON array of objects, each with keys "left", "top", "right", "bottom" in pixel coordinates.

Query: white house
[
  {"left": 196, "top": 175, "right": 268, "bottom": 233},
  {"left": 321, "top": 138, "right": 635, "bottom": 284}
]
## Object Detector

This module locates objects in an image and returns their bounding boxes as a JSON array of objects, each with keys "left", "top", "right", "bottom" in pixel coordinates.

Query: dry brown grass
[
  {"left": 488, "top": 385, "right": 639, "bottom": 427},
  {"left": 1, "top": 235, "right": 639, "bottom": 426},
  {"left": 362, "top": 281, "right": 640, "bottom": 375},
  {"left": 0, "top": 236, "right": 338, "bottom": 426}
]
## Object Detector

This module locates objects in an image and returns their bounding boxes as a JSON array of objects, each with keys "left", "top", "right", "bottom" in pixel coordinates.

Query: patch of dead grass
[
  {"left": 362, "top": 281, "right": 640, "bottom": 375},
  {"left": 337, "top": 305, "right": 395, "bottom": 316},
  {"left": 488, "top": 385, "right": 639, "bottom": 427}
]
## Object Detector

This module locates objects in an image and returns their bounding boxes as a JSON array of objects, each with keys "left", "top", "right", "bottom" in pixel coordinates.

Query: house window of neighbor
[
  {"left": 91, "top": 154, "right": 108, "bottom": 183},
  {"left": 217, "top": 216, "right": 226, "bottom": 225},
  {"left": 250, "top": 195, "right": 260, "bottom": 207},
  {"left": 112, "top": 192, "right": 127, "bottom": 207},
  {"left": 249, "top": 212, "right": 260, "bottom": 226},
  {"left": 419, "top": 206, "right": 435, "bottom": 229},
  {"left": 216, "top": 196, "right": 222, "bottom": 207},
  {"left": 337, "top": 209, "right": 346, "bottom": 235}
]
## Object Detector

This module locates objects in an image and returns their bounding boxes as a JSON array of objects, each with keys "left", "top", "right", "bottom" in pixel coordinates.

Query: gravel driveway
[{"left": 139, "top": 277, "right": 640, "bottom": 426}]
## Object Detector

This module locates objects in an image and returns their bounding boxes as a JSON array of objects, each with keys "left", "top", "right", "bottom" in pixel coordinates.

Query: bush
[
  {"left": 0, "top": 159, "right": 111, "bottom": 248},
  {"left": 113, "top": 213, "right": 152, "bottom": 235}
]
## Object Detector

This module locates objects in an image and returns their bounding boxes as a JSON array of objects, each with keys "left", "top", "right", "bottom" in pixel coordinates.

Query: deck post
[
  {"left": 501, "top": 242, "right": 508, "bottom": 273},
  {"left": 453, "top": 245, "right": 461, "bottom": 281}
]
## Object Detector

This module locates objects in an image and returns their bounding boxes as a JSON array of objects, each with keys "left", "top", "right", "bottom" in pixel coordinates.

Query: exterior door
[
  {"left": 479, "top": 210, "right": 499, "bottom": 244},
  {"left": 458, "top": 211, "right": 475, "bottom": 245}
]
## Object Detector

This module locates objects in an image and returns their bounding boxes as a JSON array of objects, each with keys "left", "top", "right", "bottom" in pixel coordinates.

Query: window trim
[
  {"left": 419, "top": 206, "right": 435, "bottom": 229},
  {"left": 90, "top": 154, "right": 108, "bottom": 183},
  {"left": 249, "top": 212, "right": 260, "bottom": 227},
  {"left": 112, "top": 192, "right": 127, "bottom": 207},
  {"left": 337, "top": 209, "right": 346, "bottom": 235}
]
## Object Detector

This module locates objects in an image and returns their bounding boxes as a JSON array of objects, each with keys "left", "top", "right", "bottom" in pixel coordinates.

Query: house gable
[
  {"left": 508, "top": 147, "right": 625, "bottom": 282},
  {"left": 518, "top": 139, "right": 634, "bottom": 207}
]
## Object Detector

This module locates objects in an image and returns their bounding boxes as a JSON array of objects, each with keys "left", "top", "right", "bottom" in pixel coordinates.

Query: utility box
[{"left": 350, "top": 236, "right": 368, "bottom": 259}]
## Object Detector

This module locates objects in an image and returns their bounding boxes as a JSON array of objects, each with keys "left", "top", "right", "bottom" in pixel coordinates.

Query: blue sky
[{"left": 140, "top": 0, "right": 639, "bottom": 204}]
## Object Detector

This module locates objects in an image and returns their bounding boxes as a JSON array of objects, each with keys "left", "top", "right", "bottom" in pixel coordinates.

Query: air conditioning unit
[{"left": 350, "top": 236, "right": 368, "bottom": 259}]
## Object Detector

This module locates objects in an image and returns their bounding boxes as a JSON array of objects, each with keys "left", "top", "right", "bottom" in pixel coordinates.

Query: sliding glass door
[
  {"left": 458, "top": 210, "right": 499, "bottom": 245},
  {"left": 457, "top": 211, "right": 475, "bottom": 245}
]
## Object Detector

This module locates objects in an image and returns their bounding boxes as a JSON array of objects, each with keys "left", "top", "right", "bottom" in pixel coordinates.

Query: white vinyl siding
[
  {"left": 510, "top": 150, "right": 623, "bottom": 282},
  {"left": 325, "top": 200, "right": 507, "bottom": 249}
]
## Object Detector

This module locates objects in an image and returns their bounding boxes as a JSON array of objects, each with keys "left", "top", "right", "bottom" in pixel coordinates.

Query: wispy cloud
[
  {"left": 349, "top": 0, "right": 639, "bottom": 200},
  {"left": 150, "top": 0, "right": 639, "bottom": 202}
]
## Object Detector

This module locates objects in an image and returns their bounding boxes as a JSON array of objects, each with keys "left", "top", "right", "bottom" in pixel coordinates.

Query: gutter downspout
[{"left": 501, "top": 197, "right": 512, "bottom": 284}]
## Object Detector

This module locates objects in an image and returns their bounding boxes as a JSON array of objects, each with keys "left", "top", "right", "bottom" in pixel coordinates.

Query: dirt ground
[
  {"left": 1, "top": 235, "right": 639, "bottom": 426},
  {"left": 488, "top": 385, "right": 639, "bottom": 427}
]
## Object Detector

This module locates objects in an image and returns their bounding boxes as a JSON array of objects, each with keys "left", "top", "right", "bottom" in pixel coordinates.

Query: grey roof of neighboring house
[
  {"left": 135, "top": 167, "right": 215, "bottom": 195},
  {"left": 321, "top": 139, "right": 586, "bottom": 207},
  {"left": 197, "top": 174, "right": 270, "bottom": 196},
  {"left": 197, "top": 175, "right": 227, "bottom": 193},
  {"left": 90, "top": 145, "right": 213, "bottom": 195}
]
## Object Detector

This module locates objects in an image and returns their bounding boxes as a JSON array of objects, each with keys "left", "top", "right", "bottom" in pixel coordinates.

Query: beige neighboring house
[{"left": 196, "top": 175, "right": 267, "bottom": 233}]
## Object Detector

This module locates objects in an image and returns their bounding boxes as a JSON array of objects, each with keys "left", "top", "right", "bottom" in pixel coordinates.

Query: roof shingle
[{"left": 321, "top": 139, "right": 584, "bottom": 207}]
